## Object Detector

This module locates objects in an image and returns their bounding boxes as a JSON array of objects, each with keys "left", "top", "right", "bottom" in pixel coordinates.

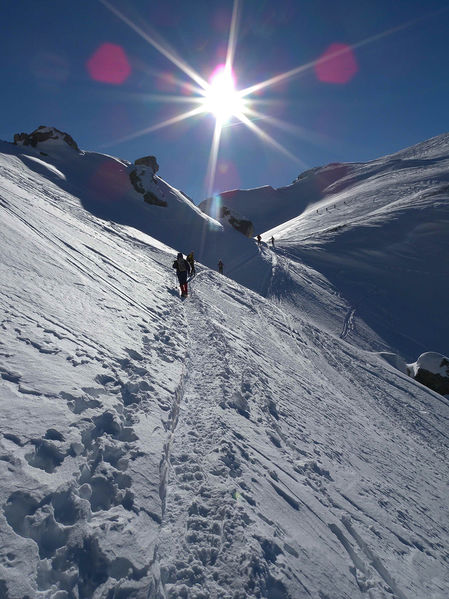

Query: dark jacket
[{"left": 173, "top": 257, "right": 191, "bottom": 283}]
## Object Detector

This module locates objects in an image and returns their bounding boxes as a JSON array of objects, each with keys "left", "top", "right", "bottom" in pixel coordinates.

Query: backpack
[{"left": 177, "top": 257, "right": 186, "bottom": 272}]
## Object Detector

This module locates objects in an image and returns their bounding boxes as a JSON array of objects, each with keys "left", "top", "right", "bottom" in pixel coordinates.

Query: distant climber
[
  {"left": 270, "top": 236, "right": 275, "bottom": 248},
  {"left": 172, "top": 252, "right": 191, "bottom": 297},
  {"left": 218, "top": 259, "right": 224, "bottom": 275},
  {"left": 186, "top": 251, "right": 195, "bottom": 275},
  {"left": 257, "top": 234, "right": 262, "bottom": 246}
]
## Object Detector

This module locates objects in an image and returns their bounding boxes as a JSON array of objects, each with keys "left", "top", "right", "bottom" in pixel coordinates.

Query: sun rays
[
  {"left": 98, "top": 0, "right": 447, "bottom": 199},
  {"left": 98, "top": 0, "right": 307, "bottom": 197},
  {"left": 99, "top": 0, "right": 208, "bottom": 91}
]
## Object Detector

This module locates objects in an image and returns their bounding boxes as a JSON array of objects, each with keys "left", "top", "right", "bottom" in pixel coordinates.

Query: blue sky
[{"left": 1, "top": 0, "right": 448, "bottom": 203}]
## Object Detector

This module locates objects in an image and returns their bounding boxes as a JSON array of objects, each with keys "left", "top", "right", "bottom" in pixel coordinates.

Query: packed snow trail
[{"left": 151, "top": 271, "right": 449, "bottom": 599}]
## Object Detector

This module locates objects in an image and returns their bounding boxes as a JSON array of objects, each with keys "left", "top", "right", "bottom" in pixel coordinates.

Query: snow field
[
  {"left": 0, "top": 134, "right": 448, "bottom": 598},
  {"left": 0, "top": 158, "right": 190, "bottom": 596}
]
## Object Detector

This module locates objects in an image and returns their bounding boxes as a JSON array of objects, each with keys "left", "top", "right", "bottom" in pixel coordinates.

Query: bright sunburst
[
  {"left": 201, "top": 65, "right": 246, "bottom": 125},
  {"left": 99, "top": 0, "right": 416, "bottom": 198},
  {"left": 99, "top": 0, "right": 303, "bottom": 196}
]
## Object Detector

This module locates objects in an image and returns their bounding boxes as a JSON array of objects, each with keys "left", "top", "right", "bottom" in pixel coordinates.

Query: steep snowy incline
[
  {"left": 208, "top": 133, "right": 449, "bottom": 361},
  {"left": 154, "top": 270, "right": 449, "bottom": 599},
  {"left": 0, "top": 135, "right": 272, "bottom": 294},
  {"left": 262, "top": 144, "right": 449, "bottom": 360},
  {"left": 200, "top": 132, "right": 449, "bottom": 238},
  {"left": 1, "top": 133, "right": 449, "bottom": 599},
  {"left": 0, "top": 147, "right": 193, "bottom": 597}
]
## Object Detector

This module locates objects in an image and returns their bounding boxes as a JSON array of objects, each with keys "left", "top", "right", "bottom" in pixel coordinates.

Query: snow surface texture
[{"left": 0, "top": 131, "right": 448, "bottom": 598}]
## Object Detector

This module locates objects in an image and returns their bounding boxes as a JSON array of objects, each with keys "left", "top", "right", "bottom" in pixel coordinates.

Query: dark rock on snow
[
  {"left": 414, "top": 360, "right": 449, "bottom": 396},
  {"left": 14, "top": 126, "right": 80, "bottom": 152},
  {"left": 129, "top": 158, "right": 167, "bottom": 207},
  {"left": 134, "top": 155, "right": 159, "bottom": 173}
]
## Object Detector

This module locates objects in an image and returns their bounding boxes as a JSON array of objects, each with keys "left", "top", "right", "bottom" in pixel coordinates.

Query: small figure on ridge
[{"left": 172, "top": 252, "right": 191, "bottom": 297}]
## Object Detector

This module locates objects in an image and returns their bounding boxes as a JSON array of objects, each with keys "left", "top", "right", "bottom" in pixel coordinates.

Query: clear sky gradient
[{"left": 1, "top": 0, "right": 448, "bottom": 204}]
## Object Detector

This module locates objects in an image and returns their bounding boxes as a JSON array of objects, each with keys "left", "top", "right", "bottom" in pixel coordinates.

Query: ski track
[{"left": 340, "top": 307, "right": 356, "bottom": 340}]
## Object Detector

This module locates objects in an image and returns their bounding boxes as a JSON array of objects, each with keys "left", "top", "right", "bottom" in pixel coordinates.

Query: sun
[
  {"left": 100, "top": 0, "right": 425, "bottom": 200},
  {"left": 99, "top": 0, "right": 306, "bottom": 197},
  {"left": 202, "top": 65, "right": 246, "bottom": 124}
]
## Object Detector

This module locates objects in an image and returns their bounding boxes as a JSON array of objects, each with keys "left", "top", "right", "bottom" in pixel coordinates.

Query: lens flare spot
[
  {"left": 315, "top": 43, "right": 358, "bottom": 84},
  {"left": 87, "top": 43, "right": 131, "bottom": 85},
  {"left": 203, "top": 64, "right": 245, "bottom": 123},
  {"left": 180, "top": 81, "right": 194, "bottom": 96},
  {"left": 156, "top": 71, "right": 177, "bottom": 92}
]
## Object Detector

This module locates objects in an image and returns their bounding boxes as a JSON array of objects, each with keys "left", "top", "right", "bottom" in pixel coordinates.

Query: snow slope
[
  {"left": 204, "top": 133, "right": 449, "bottom": 361},
  {"left": 199, "top": 163, "right": 352, "bottom": 236},
  {"left": 1, "top": 134, "right": 449, "bottom": 598},
  {"left": 0, "top": 136, "right": 272, "bottom": 296}
]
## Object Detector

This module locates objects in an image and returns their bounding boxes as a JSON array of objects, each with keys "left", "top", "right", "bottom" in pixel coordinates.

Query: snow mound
[
  {"left": 408, "top": 352, "right": 449, "bottom": 377},
  {"left": 408, "top": 352, "right": 449, "bottom": 396}
]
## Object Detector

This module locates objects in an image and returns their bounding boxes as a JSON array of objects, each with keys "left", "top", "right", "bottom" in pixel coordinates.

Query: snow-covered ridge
[
  {"left": 384, "top": 131, "right": 449, "bottom": 160},
  {"left": 200, "top": 132, "right": 449, "bottom": 361},
  {"left": 201, "top": 132, "right": 449, "bottom": 237},
  {"left": 199, "top": 163, "right": 358, "bottom": 235}
]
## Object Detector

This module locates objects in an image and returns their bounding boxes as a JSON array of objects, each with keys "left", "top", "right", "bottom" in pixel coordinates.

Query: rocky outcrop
[
  {"left": 220, "top": 206, "right": 254, "bottom": 237},
  {"left": 408, "top": 352, "right": 449, "bottom": 396},
  {"left": 129, "top": 158, "right": 166, "bottom": 207},
  {"left": 199, "top": 198, "right": 254, "bottom": 237},
  {"left": 134, "top": 155, "right": 159, "bottom": 173},
  {"left": 13, "top": 126, "right": 80, "bottom": 152},
  {"left": 415, "top": 366, "right": 449, "bottom": 395}
]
